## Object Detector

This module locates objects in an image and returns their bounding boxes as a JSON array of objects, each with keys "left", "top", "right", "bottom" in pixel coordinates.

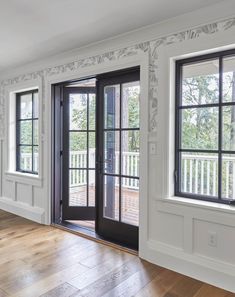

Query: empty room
[{"left": 0, "top": 0, "right": 235, "bottom": 296}]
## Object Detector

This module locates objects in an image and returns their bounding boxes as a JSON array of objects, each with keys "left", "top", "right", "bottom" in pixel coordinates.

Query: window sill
[
  {"left": 5, "top": 171, "right": 42, "bottom": 187},
  {"left": 161, "top": 196, "right": 235, "bottom": 215}
]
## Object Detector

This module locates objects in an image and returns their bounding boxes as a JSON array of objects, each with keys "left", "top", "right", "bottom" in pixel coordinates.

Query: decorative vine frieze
[{"left": 0, "top": 17, "right": 234, "bottom": 138}]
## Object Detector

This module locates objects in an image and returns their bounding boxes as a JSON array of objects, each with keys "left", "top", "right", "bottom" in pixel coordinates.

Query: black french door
[
  {"left": 62, "top": 87, "right": 96, "bottom": 220},
  {"left": 58, "top": 68, "right": 140, "bottom": 249},
  {"left": 96, "top": 69, "right": 140, "bottom": 249}
]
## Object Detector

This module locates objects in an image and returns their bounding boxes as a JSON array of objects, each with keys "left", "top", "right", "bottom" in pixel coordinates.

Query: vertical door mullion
[
  {"left": 119, "top": 84, "right": 122, "bottom": 222},
  {"left": 218, "top": 56, "right": 223, "bottom": 200},
  {"left": 87, "top": 92, "right": 89, "bottom": 207},
  {"left": 63, "top": 89, "right": 70, "bottom": 215},
  {"left": 32, "top": 92, "right": 34, "bottom": 173}
]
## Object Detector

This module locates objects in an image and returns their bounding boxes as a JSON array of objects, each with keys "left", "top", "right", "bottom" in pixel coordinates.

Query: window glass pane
[
  {"left": 180, "top": 152, "right": 218, "bottom": 197},
  {"left": 20, "top": 93, "right": 32, "bottom": 119},
  {"left": 69, "top": 93, "right": 87, "bottom": 130},
  {"left": 223, "top": 56, "right": 235, "bottom": 102},
  {"left": 69, "top": 170, "right": 87, "bottom": 206},
  {"left": 182, "top": 59, "right": 219, "bottom": 106},
  {"left": 69, "top": 132, "right": 87, "bottom": 168},
  {"left": 181, "top": 107, "right": 218, "bottom": 150},
  {"left": 33, "top": 146, "right": 39, "bottom": 173},
  {"left": 19, "top": 146, "right": 32, "bottom": 172},
  {"left": 89, "top": 93, "right": 96, "bottom": 130},
  {"left": 88, "top": 170, "right": 95, "bottom": 207},
  {"left": 33, "top": 120, "right": 38, "bottom": 145},
  {"left": 104, "top": 85, "right": 120, "bottom": 129},
  {"left": 122, "top": 81, "right": 140, "bottom": 128},
  {"left": 104, "top": 131, "right": 119, "bottom": 175},
  {"left": 33, "top": 92, "right": 39, "bottom": 118},
  {"left": 122, "top": 131, "right": 139, "bottom": 177},
  {"left": 89, "top": 132, "right": 96, "bottom": 168},
  {"left": 222, "top": 154, "right": 235, "bottom": 200},
  {"left": 121, "top": 178, "right": 139, "bottom": 226},
  {"left": 103, "top": 175, "right": 119, "bottom": 221},
  {"left": 223, "top": 106, "right": 235, "bottom": 151},
  {"left": 20, "top": 120, "right": 32, "bottom": 145}
]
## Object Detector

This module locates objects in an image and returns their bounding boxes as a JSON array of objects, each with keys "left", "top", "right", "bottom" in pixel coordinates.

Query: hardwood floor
[{"left": 0, "top": 210, "right": 233, "bottom": 297}]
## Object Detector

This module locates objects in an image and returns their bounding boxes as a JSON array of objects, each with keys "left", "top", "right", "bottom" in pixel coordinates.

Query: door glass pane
[
  {"left": 104, "top": 131, "right": 119, "bottom": 174},
  {"left": 223, "top": 56, "right": 235, "bottom": 102},
  {"left": 20, "top": 146, "right": 32, "bottom": 172},
  {"left": 121, "top": 178, "right": 139, "bottom": 226},
  {"left": 89, "top": 132, "right": 96, "bottom": 168},
  {"left": 181, "top": 107, "right": 218, "bottom": 150},
  {"left": 69, "top": 132, "right": 87, "bottom": 168},
  {"left": 104, "top": 85, "right": 120, "bottom": 129},
  {"left": 89, "top": 93, "right": 96, "bottom": 130},
  {"left": 103, "top": 175, "right": 119, "bottom": 221},
  {"left": 33, "top": 146, "right": 39, "bottom": 173},
  {"left": 88, "top": 170, "right": 95, "bottom": 207},
  {"left": 180, "top": 152, "right": 218, "bottom": 197},
  {"left": 182, "top": 59, "right": 219, "bottom": 106},
  {"left": 69, "top": 93, "right": 87, "bottom": 130},
  {"left": 69, "top": 170, "right": 87, "bottom": 206},
  {"left": 122, "top": 81, "right": 140, "bottom": 128},
  {"left": 20, "top": 93, "right": 32, "bottom": 119},
  {"left": 20, "top": 120, "right": 32, "bottom": 145},
  {"left": 122, "top": 131, "right": 139, "bottom": 177},
  {"left": 223, "top": 106, "right": 235, "bottom": 151},
  {"left": 222, "top": 154, "right": 235, "bottom": 200}
]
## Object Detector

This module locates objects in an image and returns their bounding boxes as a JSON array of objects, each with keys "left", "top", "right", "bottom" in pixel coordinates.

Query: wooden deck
[
  {"left": 0, "top": 210, "right": 234, "bottom": 297},
  {"left": 70, "top": 186, "right": 139, "bottom": 226}
]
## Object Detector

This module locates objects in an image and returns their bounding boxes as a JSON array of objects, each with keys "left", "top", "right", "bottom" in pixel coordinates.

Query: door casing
[{"left": 50, "top": 53, "right": 149, "bottom": 255}]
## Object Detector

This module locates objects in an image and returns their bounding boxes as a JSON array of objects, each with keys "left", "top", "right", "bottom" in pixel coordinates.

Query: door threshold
[{"left": 52, "top": 221, "right": 138, "bottom": 256}]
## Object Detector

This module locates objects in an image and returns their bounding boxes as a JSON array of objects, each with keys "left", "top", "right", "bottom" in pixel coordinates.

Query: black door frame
[
  {"left": 62, "top": 86, "right": 96, "bottom": 220},
  {"left": 96, "top": 68, "right": 140, "bottom": 250},
  {"left": 52, "top": 67, "right": 140, "bottom": 249}
]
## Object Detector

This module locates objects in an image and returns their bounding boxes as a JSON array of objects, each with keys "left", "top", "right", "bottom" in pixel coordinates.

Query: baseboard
[
  {"left": 0, "top": 196, "right": 45, "bottom": 224},
  {"left": 143, "top": 239, "right": 235, "bottom": 293}
]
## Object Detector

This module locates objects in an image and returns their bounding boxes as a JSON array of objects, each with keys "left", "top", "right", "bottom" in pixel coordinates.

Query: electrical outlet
[{"left": 208, "top": 231, "right": 217, "bottom": 247}]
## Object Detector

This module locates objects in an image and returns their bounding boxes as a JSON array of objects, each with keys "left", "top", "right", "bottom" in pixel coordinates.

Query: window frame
[
  {"left": 175, "top": 48, "right": 235, "bottom": 205},
  {"left": 16, "top": 89, "right": 39, "bottom": 175}
]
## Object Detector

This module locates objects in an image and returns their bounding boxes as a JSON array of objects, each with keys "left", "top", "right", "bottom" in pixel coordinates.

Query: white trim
[
  {"left": 44, "top": 53, "right": 150, "bottom": 251},
  {"left": 0, "top": 1, "right": 234, "bottom": 80},
  {"left": 4, "top": 78, "right": 43, "bottom": 186},
  {"left": 5, "top": 171, "right": 42, "bottom": 187},
  {"left": 159, "top": 196, "right": 235, "bottom": 216},
  {"left": 0, "top": 196, "right": 45, "bottom": 224},
  {"left": 146, "top": 239, "right": 235, "bottom": 292}
]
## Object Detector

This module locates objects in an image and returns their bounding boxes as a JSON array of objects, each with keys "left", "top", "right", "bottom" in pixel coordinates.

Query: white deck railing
[
  {"left": 21, "top": 152, "right": 234, "bottom": 199},
  {"left": 69, "top": 150, "right": 139, "bottom": 190},
  {"left": 182, "top": 154, "right": 235, "bottom": 199}
]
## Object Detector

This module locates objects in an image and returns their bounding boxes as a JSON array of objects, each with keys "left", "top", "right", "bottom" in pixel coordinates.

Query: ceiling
[{"left": 0, "top": 0, "right": 226, "bottom": 72}]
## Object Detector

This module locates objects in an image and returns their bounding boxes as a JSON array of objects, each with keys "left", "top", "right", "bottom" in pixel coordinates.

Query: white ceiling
[{"left": 0, "top": 0, "right": 227, "bottom": 72}]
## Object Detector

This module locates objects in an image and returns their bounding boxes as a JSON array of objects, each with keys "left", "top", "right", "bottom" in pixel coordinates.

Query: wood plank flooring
[{"left": 0, "top": 210, "right": 233, "bottom": 297}]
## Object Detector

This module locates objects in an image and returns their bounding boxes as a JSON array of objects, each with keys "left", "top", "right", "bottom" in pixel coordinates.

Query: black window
[
  {"left": 16, "top": 90, "right": 39, "bottom": 174},
  {"left": 175, "top": 49, "right": 235, "bottom": 204}
]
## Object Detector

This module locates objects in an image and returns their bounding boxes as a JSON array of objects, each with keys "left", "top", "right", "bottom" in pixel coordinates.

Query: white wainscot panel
[
  {"left": 2, "top": 180, "right": 15, "bottom": 200},
  {"left": 33, "top": 186, "right": 45, "bottom": 209},
  {"left": 194, "top": 219, "right": 235, "bottom": 264},
  {"left": 17, "top": 183, "right": 32, "bottom": 205},
  {"left": 149, "top": 211, "right": 184, "bottom": 249}
]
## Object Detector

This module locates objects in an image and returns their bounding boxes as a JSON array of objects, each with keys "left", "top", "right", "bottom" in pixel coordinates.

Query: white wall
[{"left": 0, "top": 2, "right": 235, "bottom": 293}]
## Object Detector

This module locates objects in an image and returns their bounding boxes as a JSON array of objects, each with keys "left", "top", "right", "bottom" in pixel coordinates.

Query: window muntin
[
  {"left": 176, "top": 50, "right": 235, "bottom": 204},
  {"left": 16, "top": 90, "right": 39, "bottom": 174}
]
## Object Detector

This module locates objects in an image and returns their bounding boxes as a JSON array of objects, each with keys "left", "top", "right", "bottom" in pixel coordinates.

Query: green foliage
[{"left": 182, "top": 73, "right": 235, "bottom": 150}]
